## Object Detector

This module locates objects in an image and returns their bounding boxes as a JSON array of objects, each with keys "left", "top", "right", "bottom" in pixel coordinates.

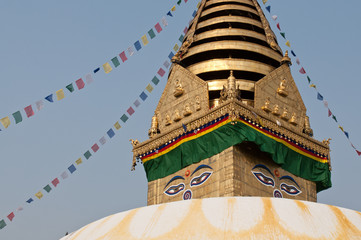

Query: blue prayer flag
[
  {"left": 291, "top": 50, "right": 296, "bottom": 57},
  {"left": 168, "top": 52, "right": 174, "bottom": 60},
  {"left": 134, "top": 41, "right": 142, "bottom": 51},
  {"left": 317, "top": 92, "right": 324, "bottom": 101},
  {"left": 266, "top": 6, "right": 271, "bottom": 12},
  {"left": 93, "top": 68, "right": 100, "bottom": 73},
  {"left": 68, "top": 164, "right": 76, "bottom": 174},
  {"left": 26, "top": 198, "right": 34, "bottom": 204},
  {"left": 167, "top": 11, "right": 173, "bottom": 17},
  {"left": 107, "top": 129, "right": 115, "bottom": 138},
  {"left": 140, "top": 91, "right": 148, "bottom": 101},
  {"left": 192, "top": 10, "right": 197, "bottom": 17},
  {"left": 345, "top": 131, "right": 349, "bottom": 139},
  {"left": 45, "top": 94, "right": 54, "bottom": 103}
]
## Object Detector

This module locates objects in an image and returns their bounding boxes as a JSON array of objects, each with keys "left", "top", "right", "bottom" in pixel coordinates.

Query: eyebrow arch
[
  {"left": 164, "top": 176, "right": 185, "bottom": 190},
  {"left": 279, "top": 175, "right": 300, "bottom": 188},
  {"left": 191, "top": 164, "right": 213, "bottom": 176},
  {"left": 251, "top": 164, "right": 274, "bottom": 178}
]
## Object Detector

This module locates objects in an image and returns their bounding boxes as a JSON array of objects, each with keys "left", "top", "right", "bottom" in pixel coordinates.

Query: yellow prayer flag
[
  {"left": 56, "top": 89, "right": 65, "bottom": 101},
  {"left": 173, "top": 44, "right": 179, "bottom": 52},
  {"left": 114, "top": 122, "right": 121, "bottom": 130},
  {"left": 171, "top": 6, "right": 176, "bottom": 11},
  {"left": 146, "top": 84, "right": 154, "bottom": 93},
  {"left": 285, "top": 40, "right": 291, "bottom": 47},
  {"left": 309, "top": 84, "right": 316, "bottom": 88},
  {"left": 262, "top": 0, "right": 268, "bottom": 4},
  {"left": 76, "top": 158, "right": 83, "bottom": 165},
  {"left": 0, "top": 116, "right": 10, "bottom": 129},
  {"left": 141, "top": 35, "right": 149, "bottom": 46},
  {"left": 339, "top": 126, "right": 344, "bottom": 132},
  {"left": 35, "top": 191, "right": 43, "bottom": 199},
  {"left": 197, "top": 2, "right": 201, "bottom": 8},
  {"left": 103, "top": 62, "right": 113, "bottom": 74}
]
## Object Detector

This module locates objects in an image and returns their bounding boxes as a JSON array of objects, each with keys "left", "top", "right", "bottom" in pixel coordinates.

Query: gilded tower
[{"left": 131, "top": 0, "right": 331, "bottom": 205}]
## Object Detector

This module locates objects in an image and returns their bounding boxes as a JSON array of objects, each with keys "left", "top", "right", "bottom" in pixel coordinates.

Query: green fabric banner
[
  {"left": 43, "top": 185, "right": 52, "bottom": 193},
  {"left": 148, "top": 29, "right": 156, "bottom": 39},
  {"left": 12, "top": 111, "right": 22, "bottom": 124},
  {"left": 143, "top": 121, "right": 331, "bottom": 192},
  {"left": 0, "top": 219, "right": 6, "bottom": 229},
  {"left": 66, "top": 83, "right": 74, "bottom": 93},
  {"left": 111, "top": 57, "right": 120, "bottom": 68}
]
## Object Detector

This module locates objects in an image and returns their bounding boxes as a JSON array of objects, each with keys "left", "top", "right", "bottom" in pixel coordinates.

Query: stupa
[{"left": 61, "top": 0, "right": 361, "bottom": 239}]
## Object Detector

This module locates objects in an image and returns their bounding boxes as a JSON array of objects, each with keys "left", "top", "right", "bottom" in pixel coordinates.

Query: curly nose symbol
[{"left": 183, "top": 190, "right": 192, "bottom": 200}]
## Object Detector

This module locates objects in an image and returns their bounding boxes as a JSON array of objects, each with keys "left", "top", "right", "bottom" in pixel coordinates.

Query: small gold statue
[
  {"left": 183, "top": 104, "right": 192, "bottom": 116},
  {"left": 303, "top": 115, "right": 313, "bottom": 137},
  {"left": 289, "top": 113, "right": 298, "bottom": 125},
  {"left": 165, "top": 114, "right": 172, "bottom": 126},
  {"left": 129, "top": 139, "right": 139, "bottom": 147},
  {"left": 195, "top": 96, "right": 201, "bottom": 111},
  {"left": 322, "top": 138, "right": 332, "bottom": 146},
  {"left": 272, "top": 104, "right": 280, "bottom": 116},
  {"left": 261, "top": 98, "right": 271, "bottom": 112},
  {"left": 280, "top": 108, "right": 289, "bottom": 120},
  {"left": 173, "top": 109, "right": 182, "bottom": 122},
  {"left": 281, "top": 50, "right": 292, "bottom": 66},
  {"left": 173, "top": 79, "right": 184, "bottom": 97},
  {"left": 277, "top": 79, "right": 288, "bottom": 97},
  {"left": 148, "top": 115, "right": 159, "bottom": 138}
]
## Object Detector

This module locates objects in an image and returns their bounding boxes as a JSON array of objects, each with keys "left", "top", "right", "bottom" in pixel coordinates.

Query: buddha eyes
[
  {"left": 164, "top": 183, "right": 185, "bottom": 196},
  {"left": 252, "top": 172, "right": 275, "bottom": 187},
  {"left": 190, "top": 172, "right": 212, "bottom": 187},
  {"left": 280, "top": 183, "right": 301, "bottom": 196}
]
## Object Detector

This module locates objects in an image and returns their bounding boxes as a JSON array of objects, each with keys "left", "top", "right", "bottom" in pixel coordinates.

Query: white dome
[{"left": 61, "top": 197, "right": 361, "bottom": 240}]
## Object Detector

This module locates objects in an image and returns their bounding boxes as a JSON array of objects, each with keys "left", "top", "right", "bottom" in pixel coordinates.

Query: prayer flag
[
  {"left": 85, "top": 74, "right": 94, "bottom": 84},
  {"left": 185, "top": 0, "right": 188, "bottom": 2},
  {"left": 171, "top": 6, "right": 176, "bottom": 11},
  {"left": 317, "top": 92, "right": 324, "bottom": 101},
  {"left": 119, "top": 51, "right": 128, "bottom": 62},
  {"left": 291, "top": 50, "right": 296, "bottom": 57},
  {"left": 179, "top": 35, "right": 184, "bottom": 42},
  {"left": 285, "top": 40, "right": 291, "bottom": 47},
  {"left": 91, "top": 143, "right": 100, "bottom": 153},
  {"left": 168, "top": 52, "right": 174, "bottom": 60},
  {"left": 183, "top": 27, "right": 188, "bottom": 34},
  {"left": 266, "top": 6, "right": 271, "bottom": 13},
  {"left": 280, "top": 32, "right": 286, "bottom": 39},
  {"left": 17, "top": 207, "right": 23, "bottom": 211},
  {"left": 277, "top": 23, "right": 281, "bottom": 30},
  {"left": 134, "top": 41, "right": 142, "bottom": 51},
  {"left": 155, "top": 23, "right": 162, "bottom": 33},
  {"left": 76, "top": 78, "right": 85, "bottom": 90},
  {"left": 0, "top": 117, "right": 10, "bottom": 128},
  {"left": 262, "top": 0, "right": 268, "bottom": 4},
  {"left": 36, "top": 100, "right": 44, "bottom": 111},
  {"left": 328, "top": 109, "right": 332, "bottom": 117},
  {"left": 26, "top": 198, "right": 34, "bottom": 204},
  {"left": 76, "top": 158, "right": 82, "bottom": 165},
  {"left": 197, "top": 2, "right": 201, "bottom": 8},
  {"left": 296, "top": 58, "right": 300, "bottom": 65},
  {"left": 94, "top": 68, "right": 100, "bottom": 73},
  {"left": 356, "top": 150, "right": 361, "bottom": 156},
  {"left": 173, "top": 44, "right": 179, "bottom": 52},
  {"left": 99, "top": 136, "right": 107, "bottom": 145},
  {"left": 56, "top": 89, "right": 65, "bottom": 101},
  {"left": 134, "top": 99, "right": 141, "bottom": 107},
  {"left": 7, "top": 212, "right": 15, "bottom": 222},
  {"left": 163, "top": 60, "right": 170, "bottom": 69},
  {"left": 111, "top": 57, "right": 120, "bottom": 67},
  {"left": 141, "top": 35, "right": 149, "bottom": 46},
  {"left": 146, "top": 84, "right": 154, "bottom": 93},
  {"left": 12, "top": 111, "right": 22, "bottom": 124},
  {"left": 310, "top": 84, "right": 316, "bottom": 88},
  {"left": 177, "top": 0, "right": 182, "bottom": 5},
  {"left": 107, "top": 129, "right": 115, "bottom": 138},
  {"left": 192, "top": 10, "right": 197, "bottom": 17},
  {"left": 127, "top": 46, "right": 135, "bottom": 56},
  {"left": 0, "top": 220, "right": 6, "bottom": 229},
  {"left": 68, "top": 164, "right": 76, "bottom": 174},
  {"left": 127, "top": 107, "right": 135, "bottom": 116},
  {"left": 140, "top": 91, "right": 148, "bottom": 101},
  {"left": 167, "top": 11, "right": 173, "bottom": 17},
  {"left": 272, "top": 15, "right": 277, "bottom": 20},
  {"left": 161, "top": 17, "right": 168, "bottom": 27},
  {"left": 120, "top": 114, "right": 129, "bottom": 123},
  {"left": 339, "top": 125, "right": 344, "bottom": 132},
  {"left": 344, "top": 131, "right": 349, "bottom": 139},
  {"left": 332, "top": 115, "right": 338, "bottom": 122},
  {"left": 52, "top": 178, "right": 60, "bottom": 187},
  {"left": 66, "top": 83, "right": 74, "bottom": 93},
  {"left": 299, "top": 67, "right": 306, "bottom": 74},
  {"left": 35, "top": 191, "right": 43, "bottom": 199},
  {"left": 103, "top": 62, "right": 112, "bottom": 73},
  {"left": 148, "top": 29, "right": 156, "bottom": 39},
  {"left": 84, "top": 151, "right": 92, "bottom": 160},
  {"left": 114, "top": 122, "right": 121, "bottom": 130},
  {"left": 158, "top": 68, "right": 166, "bottom": 77},
  {"left": 43, "top": 185, "right": 52, "bottom": 193},
  {"left": 182, "top": 123, "right": 187, "bottom": 132},
  {"left": 24, "top": 105, "right": 34, "bottom": 118},
  {"left": 307, "top": 76, "right": 311, "bottom": 84},
  {"left": 152, "top": 76, "right": 160, "bottom": 85},
  {"left": 61, "top": 171, "right": 69, "bottom": 179}
]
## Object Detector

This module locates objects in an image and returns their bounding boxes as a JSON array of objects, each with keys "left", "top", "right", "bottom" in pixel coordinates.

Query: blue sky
[{"left": 0, "top": 1, "right": 360, "bottom": 239}]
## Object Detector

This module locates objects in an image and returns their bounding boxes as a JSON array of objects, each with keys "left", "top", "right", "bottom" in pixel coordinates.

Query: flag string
[{"left": 261, "top": 0, "right": 361, "bottom": 157}]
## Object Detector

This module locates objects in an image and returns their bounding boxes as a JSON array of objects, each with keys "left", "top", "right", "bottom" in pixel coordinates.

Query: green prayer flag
[
  {"left": 66, "top": 83, "right": 74, "bottom": 93},
  {"left": 43, "top": 185, "right": 52, "bottom": 193},
  {"left": 179, "top": 34, "right": 184, "bottom": 42},
  {"left": 152, "top": 76, "right": 160, "bottom": 85},
  {"left": 177, "top": 0, "right": 181, "bottom": 5},
  {"left": 332, "top": 115, "right": 338, "bottom": 122},
  {"left": 12, "top": 111, "right": 22, "bottom": 124},
  {"left": 84, "top": 150, "right": 92, "bottom": 160},
  {"left": 0, "top": 220, "right": 6, "bottom": 229},
  {"left": 148, "top": 29, "right": 156, "bottom": 39},
  {"left": 111, "top": 57, "right": 120, "bottom": 67},
  {"left": 280, "top": 32, "right": 286, "bottom": 39},
  {"left": 120, "top": 114, "right": 129, "bottom": 123},
  {"left": 307, "top": 76, "right": 311, "bottom": 84}
]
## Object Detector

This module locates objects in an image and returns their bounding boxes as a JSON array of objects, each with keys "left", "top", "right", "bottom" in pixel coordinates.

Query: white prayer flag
[
  {"left": 85, "top": 73, "right": 94, "bottom": 84},
  {"left": 36, "top": 100, "right": 44, "bottom": 111}
]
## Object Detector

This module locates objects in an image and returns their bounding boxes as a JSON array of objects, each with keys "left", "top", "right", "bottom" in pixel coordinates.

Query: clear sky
[{"left": 0, "top": 1, "right": 360, "bottom": 239}]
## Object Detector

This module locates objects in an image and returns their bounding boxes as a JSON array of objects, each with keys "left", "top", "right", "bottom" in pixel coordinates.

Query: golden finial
[{"left": 281, "top": 50, "right": 292, "bottom": 66}]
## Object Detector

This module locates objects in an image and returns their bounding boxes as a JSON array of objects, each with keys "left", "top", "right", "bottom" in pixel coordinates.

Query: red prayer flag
[
  {"left": 155, "top": 23, "right": 162, "bottom": 33},
  {"left": 158, "top": 68, "right": 166, "bottom": 77},
  {"left": 277, "top": 23, "right": 281, "bottom": 30},
  {"left": 7, "top": 212, "right": 14, "bottom": 222},
  {"left": 328, "top": 109, "right": 332, "bottom": 117},
  {"left": 184, "top": 0, "right": 188, "bottom": 2},
  {"left": 91, "top": 143, "right": 100, "bottom": 153},
  {"left": 52, "top": 178, "right": 60, "bottom": 187},
  {"left": 24, "top": 105, "right": 34, "bottom": 118},
  {"left": 76, "top": 78, "right": 85, "bottom": 90},
  {"left": 356, "top": 150, "right": 361, "bottom": 156},
  {"left": 299, "top": 67, "right": 306, "bottom": 74},
  {"left": 119, "top": 51, "right": 128, "bottom": 62},
  {"left": 183, "top": 27, "right": 188, "bottom": 34},
  {"left": 127, "top": 107, "right": 135, "bottom": 116}
]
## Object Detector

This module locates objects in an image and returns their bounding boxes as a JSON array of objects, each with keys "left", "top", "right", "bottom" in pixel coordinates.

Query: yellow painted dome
[{"left": 60, "top": 197, "right": 361, "bottom": 239}]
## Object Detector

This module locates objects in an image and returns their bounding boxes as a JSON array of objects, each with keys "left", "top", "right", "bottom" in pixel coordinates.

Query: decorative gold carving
[
  {"left": 280, "top": 108, "right": 289, "bottom": 120},
  {"left": 183, "top": 104, "right": 192, "bottom": 116},
  {"left": 303, "top": 116, "right": 313, "bottom": 137},
  {"left": 195, "top": 96, "right": 201, "bottom": 111},
  {"left": 272, "top": 104, "right": 280, "bottom": 116},
  {"left": 129, "top": 139, "right": 139, "bottom": 147},
  {"left": 148, "top": 115, "right": 159, "bottom": 138},
  {"left": 173, "top": 109, "right": 182, "bottom": 122},
  {"left": 173, "top": 79, "right": 184, "bottom": 97},
  {"left": 281, "top": 50, "right": 292, "bottom": 66},
  {"left": 165, "top": 114, "right": 172, "bottom": 126},
  {"left": 261, "top": 98, "right": 271, "bottom": 112},
  {"left": 277, "top": 79, "right": 288, "bottom": 97},
  {"left": 289, "top": 113, "right": 298, "bottom": 125}
]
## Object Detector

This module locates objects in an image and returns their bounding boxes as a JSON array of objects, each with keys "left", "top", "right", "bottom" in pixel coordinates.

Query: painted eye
[
  {"left": 164, "top": 183, "right": 185, "bottom": 196},
  {"left": 280, "top": 183, "right": 301, "bottom": 196},
  {"left": 252, "top": 171, "right": 275, "bottom": 187},
  {"left": 190, "top": 172, "right": 212, "bottom": 187}
]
